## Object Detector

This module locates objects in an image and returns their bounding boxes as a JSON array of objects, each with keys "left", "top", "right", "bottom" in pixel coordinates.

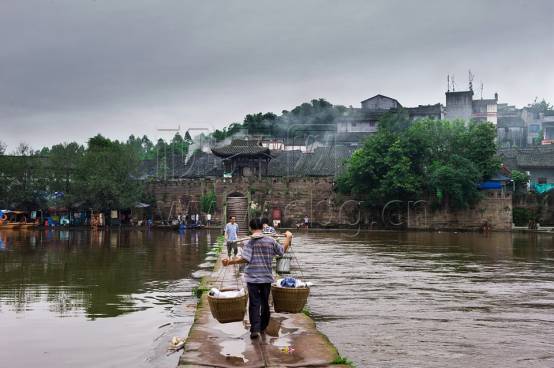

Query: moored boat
[{"left": 0, "top": 210, "right": 39, "bottom": 229}]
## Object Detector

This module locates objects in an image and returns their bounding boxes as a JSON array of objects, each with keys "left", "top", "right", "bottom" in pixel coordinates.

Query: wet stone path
[{"left": 178, "top": 253, "right": 346, "bottom": 368}]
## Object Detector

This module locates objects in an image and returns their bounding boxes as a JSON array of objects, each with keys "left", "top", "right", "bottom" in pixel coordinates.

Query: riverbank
[{"left": 178, "top": 237, "right": 351, "bottom": 368}]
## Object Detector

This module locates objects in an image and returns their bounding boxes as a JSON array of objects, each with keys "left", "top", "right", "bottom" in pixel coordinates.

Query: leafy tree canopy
[
  {"left": 338, "top": 113, "right": 500, "bottom": 210},
  {"left": 75, "top": 135, "right": 144, "bottom": 210},
  {"left": 511, "top": 169, "right": 529, "bottom": 192},
  {"left": 0, "top": 135, "right": 151, "bottom": 210}
]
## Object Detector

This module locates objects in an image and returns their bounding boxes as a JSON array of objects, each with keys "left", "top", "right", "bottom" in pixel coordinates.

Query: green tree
[
  {"left": 126, "top": 135, "right": 144, "bottom": 158},
  {"left": 460, "top": 122, "right": 500, "bottom": 178},
  {"left": 428, "top": 155, "right": 481, "bottom": 209},
  {"left": 200, "top": 191, "right": 216, "bottom": 214},
  {"left": 338, "top": 116, "right": 499, "bottom": 210},
  {"left": 141, "top": 135, "right": 155, "bottom": 159},
  {"left": 170, "top": 132, "right": 190, "bottom": 158},
  {"left": 511, "top": 170, "right": 529, "bottom": 192},
  {"left": 43, "top": 142, "right": 85, "bottom": 208},
  {"left": 0, "top": 143, "right": 46, "bottom": 210},
  {"left": 75, "top": 135, "right": 143, "bottom": 210}
]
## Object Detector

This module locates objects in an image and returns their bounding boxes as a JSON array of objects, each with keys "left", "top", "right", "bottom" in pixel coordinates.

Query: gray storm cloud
[{"left": 0, "top": 0, "right": 553, "bottom": 150}]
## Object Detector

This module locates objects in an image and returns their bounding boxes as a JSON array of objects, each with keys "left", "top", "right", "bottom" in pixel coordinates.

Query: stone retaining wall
[
  {"left": 149, "top": 177, "right": 513, "bottom": 231},
  {"left": 149, "top": 177, "right": 342, "bottom": 227}
]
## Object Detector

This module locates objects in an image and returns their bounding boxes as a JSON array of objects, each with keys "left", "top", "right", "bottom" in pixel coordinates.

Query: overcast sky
[{"left": 1, "top": 0, "right": 553, "bottom": 151}]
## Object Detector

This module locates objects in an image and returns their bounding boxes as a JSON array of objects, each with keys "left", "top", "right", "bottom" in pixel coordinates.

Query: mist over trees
[{"left": 211, "top": 98, "right": 347, "bottom": 141}]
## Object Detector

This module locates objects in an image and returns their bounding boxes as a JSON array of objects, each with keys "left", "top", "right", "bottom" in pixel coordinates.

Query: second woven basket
[{"left": 271, "top": 285, "right": 309, "bottom": 313}]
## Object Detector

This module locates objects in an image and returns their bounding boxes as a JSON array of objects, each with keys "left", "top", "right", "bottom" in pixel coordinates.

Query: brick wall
[
  {"left": 149, "top": 178, "right": 514, "bottom": 230},
  {"left": 407, "top": 192, "right": 513, "bottom": 231},
  {"left": 148, "top": 177, "right": 343, "bottom": 227},
  {"left": 513, "top": 192, "right": 554, "bottom": 226}
]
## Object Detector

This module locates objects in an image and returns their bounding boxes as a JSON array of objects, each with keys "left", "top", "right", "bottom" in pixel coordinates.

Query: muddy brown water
[
  {"left": 1, "top": 229, "right": 554, "bottom": 367},
  {"left": 0, "top": 228, "right": 219, "bottom": 368},
  {"left": 292, "top": 231, "right": 554, "bottom": 368}
]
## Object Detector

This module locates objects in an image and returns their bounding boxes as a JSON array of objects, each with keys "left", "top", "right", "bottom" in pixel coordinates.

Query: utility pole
[
  {"left": 157, "top": 125, "right": 180, "bottom": 180},
  {"left": 157, "top": 126, "right": 211, "bottom": 178}
]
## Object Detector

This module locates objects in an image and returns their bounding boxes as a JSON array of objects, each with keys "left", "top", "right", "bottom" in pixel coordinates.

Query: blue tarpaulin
[{"left": 478, "top": 181, "right": 502, "bottom": 190}]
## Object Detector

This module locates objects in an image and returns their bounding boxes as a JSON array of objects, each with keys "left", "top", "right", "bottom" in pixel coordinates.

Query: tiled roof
[
  {"left": 180, "top": 151, "right": 224, "bottom": 178},
  {"left": 138, "top": 143, "right": 357, "bottom": 179},
  {"left": 361, "top": 94, "right": 402, "bottom": 108},
  {"left": 291, "top": 146, "right": 355, "bottom": 176},
  {"left": 138, "top": 154, "right": 190, "bottom": 179},
  {"left": 211, "top": 139, "right": 270, "bottom": 158},
  {"left": 267, "top": 150, "right": 304, "bottom": 177},
  {"left": 499, "top": 146, "right": 554, "bottom": 169}
]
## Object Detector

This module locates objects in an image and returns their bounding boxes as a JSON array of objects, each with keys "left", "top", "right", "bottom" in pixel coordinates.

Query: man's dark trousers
[
  {"left": 247, "top": 282, "right": 271, "bottom": 333},
  {"left": 226, "top": 241, "right": 238, "bottom": 257}
]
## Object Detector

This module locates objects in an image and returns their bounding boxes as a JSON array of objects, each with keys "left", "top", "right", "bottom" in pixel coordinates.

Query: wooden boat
[{"left": 0, "top": 210, "right": 38, "bottom": 229}]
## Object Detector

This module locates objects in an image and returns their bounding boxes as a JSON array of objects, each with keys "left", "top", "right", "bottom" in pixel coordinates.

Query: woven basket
[
  {"left": 207, "top": 288, "right": 248, "bottom": 323},
  {"left": 271, "top": 285, "right": 309, "bottom": 313}
]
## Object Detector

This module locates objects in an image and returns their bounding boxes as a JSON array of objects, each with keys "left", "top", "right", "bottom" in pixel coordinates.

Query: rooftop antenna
[
  {"left": 447, "top": 74, "right": 450, "bottom": 92},
  {"left": 480, "top": 82, "right": 484, "bottom": 100},
  {"left": 451, "top": 74, "right": 456, "bottom": 92},
  {"left": 468, "top": 69, "right": 474, "bottom": 92}
]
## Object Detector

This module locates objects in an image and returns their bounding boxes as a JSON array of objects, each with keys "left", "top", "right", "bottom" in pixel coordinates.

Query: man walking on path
[
  {"left": 224, "top": 215, "right": 239, "bottom": 257},
  {"left": 222, "top": 218, "right": 293, "bottom": 339}
]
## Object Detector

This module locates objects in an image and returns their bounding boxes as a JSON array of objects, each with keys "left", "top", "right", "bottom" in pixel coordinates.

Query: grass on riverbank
[
  {"left": 331, "top": 355, "right": 356, "bottom": 367},
  {"left": 191, "top": 236, "right": 225, "bottom": 298}
]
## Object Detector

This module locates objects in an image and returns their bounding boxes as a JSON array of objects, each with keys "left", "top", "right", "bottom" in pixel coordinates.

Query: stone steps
[{"left": 227, "top": 196, "right": 249, "bottom": 235}]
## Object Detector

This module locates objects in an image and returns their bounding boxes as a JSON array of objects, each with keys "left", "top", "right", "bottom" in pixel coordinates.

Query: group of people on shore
[{"left": 222, "top": 215, "right": 293, "bottom": 339}]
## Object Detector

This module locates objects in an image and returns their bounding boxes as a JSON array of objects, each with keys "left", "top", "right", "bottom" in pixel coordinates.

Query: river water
[
  {"left": 0, "top": 228, "right": 217, "bottom": 368},
  {"left": 1, "top": 229, "right": 553, "bottom": 368},
  {"left": 293, "top": 231, "right": 554, "bottom": 368}
]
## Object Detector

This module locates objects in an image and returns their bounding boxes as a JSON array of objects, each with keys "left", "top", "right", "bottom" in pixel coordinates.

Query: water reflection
[
  {"left": 0, "top": 229, "right": 212, "bottom": 318},
  {"left": 0, "top": 228, "right": 217, "bottom": 368},
  {"left": 294, "top": 231, "right": 554, "bottom": 368}
]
